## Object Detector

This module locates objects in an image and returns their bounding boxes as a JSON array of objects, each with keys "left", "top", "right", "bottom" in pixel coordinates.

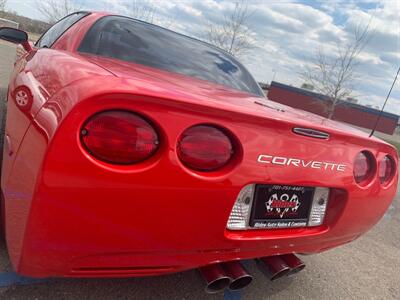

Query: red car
[{"left": 0, "top": 12, "right": 398, "bottom": 293}]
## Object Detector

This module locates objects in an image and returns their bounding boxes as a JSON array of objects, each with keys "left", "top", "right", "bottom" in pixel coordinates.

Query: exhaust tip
[
  {"left": 257, "top": 256, "right": 291, "bottom": 281},
  {"left": 281, "top": 254, "right": 306, "bottom": 276},
  {"left": 229, "top": 274, "right": 253, "bottom": 290},
  {"left": 287, "top": 264, "right": 305, "bottom": 276},
  {"left": 222, "top": 261, "right": 253, "bottom": 291},
  {"left": 268, "top": 267, "right": 291, "bottom": 281},
  {"left": 199, "top": 264, "right": 231, "bottom": 294},
  {"left": 205, "top": 277, "right": 231, "bottom": 293}
]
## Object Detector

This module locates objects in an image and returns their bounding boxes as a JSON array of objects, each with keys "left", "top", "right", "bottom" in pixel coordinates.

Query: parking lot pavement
[
  {"left": 0, "top": 42, "right": 400, "bottom": 299},
  {"left": 0, "top": 42, "right": 15, "bottom": 90}
]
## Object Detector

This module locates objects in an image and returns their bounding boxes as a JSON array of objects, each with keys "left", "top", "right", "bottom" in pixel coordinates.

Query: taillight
[
  {"left": 353, "top": 151, "right": 376, "bottom": 185},
  {"left": 177, "top": 125, "right": 234, "bottom": 171},
  {"left": 379, "top": 155, "right": 396, "bottom": 185},
  {"left": 80, "top": 110, "right": 159, "bottom": 164}
]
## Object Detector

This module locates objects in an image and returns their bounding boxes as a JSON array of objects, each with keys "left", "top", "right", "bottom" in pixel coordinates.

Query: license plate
[{"left": 249, "top": 184, "right": 315, "bottom": 229}]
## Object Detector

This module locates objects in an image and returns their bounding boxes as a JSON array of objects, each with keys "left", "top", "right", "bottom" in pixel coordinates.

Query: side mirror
[{"left": 0, "top": 27, "right": 32, "bottom": 52}]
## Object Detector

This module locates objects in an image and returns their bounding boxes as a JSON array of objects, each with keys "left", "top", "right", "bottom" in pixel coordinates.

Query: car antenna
[{"left": 369, "top": 65, "right": 400, "bottom": 137}]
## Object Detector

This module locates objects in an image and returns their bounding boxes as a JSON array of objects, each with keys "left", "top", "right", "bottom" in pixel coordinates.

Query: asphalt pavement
[{"left": 0, "top": 41, "right": 399, "bottom": 300}]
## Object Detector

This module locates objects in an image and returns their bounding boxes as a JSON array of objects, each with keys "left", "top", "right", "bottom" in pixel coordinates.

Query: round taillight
[
  {"left": 177, "top": 125, "right": 234, "bottom": 171},
  {"left": 81, "top": 110, "right": 159, "bottom": 164},
  {"left": 353, "top": 151, "right": 375, "bottom": 185},
  {"left": 379, "top": 155, "right": 396, "bottom": 185}
]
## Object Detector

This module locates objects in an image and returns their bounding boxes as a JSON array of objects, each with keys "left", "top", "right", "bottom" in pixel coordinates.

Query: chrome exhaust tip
[
  {"left": 222, "top": 261, "right": 253, "bottom": 290},
  {"left": 281, "top": 254, "right": 305, "bottom": 276},
  {"left": 199, "top": 264, "right": 231, "bottom": 293},
  {"left": 257, "top": 256, "right": 291, "bottom": 281}
]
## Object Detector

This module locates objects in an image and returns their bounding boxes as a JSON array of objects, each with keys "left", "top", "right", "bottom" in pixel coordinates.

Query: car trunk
[{"left": 82, "top": 54, "right": 388, "bottom": 148}]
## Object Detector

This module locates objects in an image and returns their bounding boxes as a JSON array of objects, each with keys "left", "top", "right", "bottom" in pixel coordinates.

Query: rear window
[{"left": 78, "top": 16, "right": 263, "bottom": 97}]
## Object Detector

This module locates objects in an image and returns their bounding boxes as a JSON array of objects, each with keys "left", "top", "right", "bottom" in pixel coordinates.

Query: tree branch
[
  {"left": 299, "top": 20, "right": 373, "bottom": 119},
  {"left": 36, "top": 0, "right": 81, "bottom": 24},
  {"left": 203, "top": 0, "right": 256, "bottom": 58}
]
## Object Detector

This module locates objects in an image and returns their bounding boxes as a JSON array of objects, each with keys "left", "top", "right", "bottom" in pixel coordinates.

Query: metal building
[{"left": 267, "top": 81, "right": 399, "bottom": 135}]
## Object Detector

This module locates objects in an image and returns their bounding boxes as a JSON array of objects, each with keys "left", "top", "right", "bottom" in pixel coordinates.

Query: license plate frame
[{"left": 249, "top": 184, "right": 315, "bottom": 229}]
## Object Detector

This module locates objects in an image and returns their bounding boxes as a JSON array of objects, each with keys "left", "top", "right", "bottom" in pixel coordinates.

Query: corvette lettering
[{"left": 257, "top": 155, "right": 346, "bottom": 172}]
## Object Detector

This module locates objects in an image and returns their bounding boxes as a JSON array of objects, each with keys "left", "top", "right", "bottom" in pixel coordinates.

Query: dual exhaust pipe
[
  {"left": 257, "top": 254, "right": 305, "bottom": 281},
  {"left": 199, "top": 260, "right": 253, "bottom": 293},
  {"left": 199, "top": 254, "right": 305, "bottom": 293}
]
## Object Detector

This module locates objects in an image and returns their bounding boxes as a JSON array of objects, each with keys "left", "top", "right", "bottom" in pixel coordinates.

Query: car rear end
[
  {"left": 11, "top": 77, "right": 397, "bottom": 278},
  {"left": 4, "top": 11, "right": 397, "bottom": 284}
]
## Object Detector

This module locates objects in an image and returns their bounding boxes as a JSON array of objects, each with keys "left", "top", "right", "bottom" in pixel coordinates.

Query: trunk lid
[{"left": 83, "top": 54, "right": 387, "bottom": 146}]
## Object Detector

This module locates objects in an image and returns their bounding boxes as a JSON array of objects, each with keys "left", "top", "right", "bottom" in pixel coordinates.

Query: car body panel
[{"left": 0, "top": 12, "right": 398, "bottom": 277}]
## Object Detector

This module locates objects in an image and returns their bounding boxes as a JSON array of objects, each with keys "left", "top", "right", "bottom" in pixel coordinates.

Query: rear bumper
[
  {"left": 65, "top": 234, "right": 357, "bottom": 278},
  {"left": 11, "top": 178, "right": 395, "bottom": 278}
]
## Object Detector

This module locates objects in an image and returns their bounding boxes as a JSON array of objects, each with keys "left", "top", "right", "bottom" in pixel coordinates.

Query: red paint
[{"left": 0, "top": 13, "right": 398, "bottom": 278}]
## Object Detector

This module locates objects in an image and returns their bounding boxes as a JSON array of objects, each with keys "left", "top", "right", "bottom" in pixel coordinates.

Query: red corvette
[{"left": 0, "top": 12, "right": 398, "bottom": 292}]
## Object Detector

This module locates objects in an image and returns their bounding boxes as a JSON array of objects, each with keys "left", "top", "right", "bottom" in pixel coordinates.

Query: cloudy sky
[{"left": 5, "top": 0, "right": 400, "bottom": 115}]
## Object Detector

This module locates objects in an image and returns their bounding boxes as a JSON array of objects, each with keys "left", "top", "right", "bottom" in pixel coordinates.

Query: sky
[{"left": 5, "top": 0, "right": 400, "bottom": 115}]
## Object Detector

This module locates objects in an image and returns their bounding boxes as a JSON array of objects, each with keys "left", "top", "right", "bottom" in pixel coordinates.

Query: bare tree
[
  {"left": 36, "top": 0, "right": 81, "bottom": 24},
  {"left": 300, "top": 22, "right": 372, "bottom": 119},
  {"left": 125, "top": 0, "right": 175, "bottom": 28},
  {"left": 0, "top": 0, "right": 7, "bottom": 12},
  {"left": 204, "top": 0, "right": 255, "bottom": 58},
  {"left": 128, "top": 0, "right": 157, "bottom": 23}
]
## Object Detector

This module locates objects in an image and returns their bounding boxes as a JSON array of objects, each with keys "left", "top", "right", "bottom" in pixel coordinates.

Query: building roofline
[{"left": 270, "top": 81, "right": 399, "bottom": 121}]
